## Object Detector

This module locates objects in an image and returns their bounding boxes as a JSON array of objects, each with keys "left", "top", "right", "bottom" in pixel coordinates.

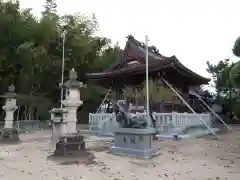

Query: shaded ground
[{"left": 0, "top": 126, "right": 240, "bottom": 180}]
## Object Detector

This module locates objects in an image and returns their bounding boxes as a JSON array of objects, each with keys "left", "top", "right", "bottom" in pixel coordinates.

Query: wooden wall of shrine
[{"left": 110, "top": 78, "right": 192, "bottom": 113}]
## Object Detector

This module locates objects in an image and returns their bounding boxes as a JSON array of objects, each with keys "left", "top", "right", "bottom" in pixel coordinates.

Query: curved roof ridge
[
  {"left": 86, "top": 35, "right": 210, "bottom": 87},
  {"left": 106, "top": 35, "right": 170, "bottom": 72},
  {"left": 127, "top": 35, "right": 167, "bottom": 58}
]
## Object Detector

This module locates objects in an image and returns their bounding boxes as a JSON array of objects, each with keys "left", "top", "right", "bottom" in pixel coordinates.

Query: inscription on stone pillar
[
  {"left": 123, "top": 136, "right": 136, "bottom": 144},
  {"left": 130, "top": 136, "right": 135, "bottom": 144}
]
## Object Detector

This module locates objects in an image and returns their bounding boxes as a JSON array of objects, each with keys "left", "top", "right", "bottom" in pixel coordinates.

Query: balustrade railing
[
  {"left": 89, "top": 113, "right": 115, "bottom": 131},
  {"left": 88, "top": 112, "right": 212, "bottom": 132}
]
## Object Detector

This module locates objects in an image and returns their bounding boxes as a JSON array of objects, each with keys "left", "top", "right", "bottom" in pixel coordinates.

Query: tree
[
  {"left": 0, "top": 0, "right": 118, "bottom": 122},
  {"left": 206, "top": 59, "right": 230, "bottom": 100},
  {"left": 233, "top": 37, "right": 240, "bottom": 57},
  {"left": 229, "top": 61, "right": 240, "bottom": 89},
  {"left": 231, "top": 37, "right": 240, "bottom": 89},
  {"left": 42, "top": 0, "right": 57, "bottom": 15},
  {"left": 206, "top": 59, "right": 240, "bottom": 119}
]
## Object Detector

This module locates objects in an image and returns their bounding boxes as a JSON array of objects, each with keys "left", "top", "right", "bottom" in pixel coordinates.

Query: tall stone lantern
[
  {"left": 0, "top": 84, "right": 19, "bottom": 142},
  {"left": 54, "top": 68, "right": 86, "bottom": 156}
]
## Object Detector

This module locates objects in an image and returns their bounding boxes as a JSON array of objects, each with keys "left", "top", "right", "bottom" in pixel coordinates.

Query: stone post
[
  {"left": 50, "top": 108, "right": 68, "bottom": 140},
  {"left": 0, "top": 84, "right": 19, "bottom": 142}
]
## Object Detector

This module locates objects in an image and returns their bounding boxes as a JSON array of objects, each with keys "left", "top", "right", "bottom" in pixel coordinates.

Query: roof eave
[
  {"left": 86, "top": 62, "right": 173, "bottom": 80},
  {"left": 170, "top": 56, "right": 210, "bottom": 83}
]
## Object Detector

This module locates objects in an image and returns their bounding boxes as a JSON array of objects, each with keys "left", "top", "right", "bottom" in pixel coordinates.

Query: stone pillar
[
  {"left": 0, "top": 84, "right": 19, "bottom": 142},
  {"left": 50, "top": 108, "right": 68, "bottom": 140},
  {"left": 3, "top": 102, "right": 17, "bottom": 129}
]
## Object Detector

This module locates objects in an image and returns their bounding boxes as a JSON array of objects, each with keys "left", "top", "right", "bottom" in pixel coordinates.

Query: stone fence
[
  {"left": 0, "top": 120, "right": 52, "bottom": 133},
  {"left": 89, "top": 112, "right": 212, "bottom": 133}
]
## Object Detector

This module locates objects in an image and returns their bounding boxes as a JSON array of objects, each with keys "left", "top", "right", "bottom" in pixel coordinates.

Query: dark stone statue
[{"left": 114, "top": 101, "right": 147, "bottom": 129}]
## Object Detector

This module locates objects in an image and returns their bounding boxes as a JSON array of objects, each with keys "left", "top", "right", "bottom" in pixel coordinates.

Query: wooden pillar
[{"left": 172, "top": 95, "right": 175, "bottom": 112}]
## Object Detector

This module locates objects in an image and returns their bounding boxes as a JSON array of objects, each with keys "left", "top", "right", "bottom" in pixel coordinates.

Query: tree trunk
[
  {"left": 17, "top": 105, "right": 20, "bottom": 121},
  {"left": 36, "top": 107, "right": 39, "bottom": 120},
  {"left": 24, "top": 106, "right": 28, "bottom": 120},
  {"left": 27, "top": 106, "right": 31, "bottom": 120},
  {"left": 135, "top": 96, "right": 139, "bottom": 111}
]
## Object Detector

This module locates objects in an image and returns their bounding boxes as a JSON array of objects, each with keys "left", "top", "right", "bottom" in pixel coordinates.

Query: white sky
[{"left": 19, "top": 0, "right": 240, "bottom": 79}]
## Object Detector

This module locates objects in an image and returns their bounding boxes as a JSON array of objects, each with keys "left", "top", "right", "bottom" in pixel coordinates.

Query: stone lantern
[
  {"left": 50, "top": 108, "right": 68, "bottom": 141},
  {"left": 0, "top": 84, "right": 19, "bottom": 142},
  {"left": 54, "top": 68, "right": 86, "bottom": 156}
]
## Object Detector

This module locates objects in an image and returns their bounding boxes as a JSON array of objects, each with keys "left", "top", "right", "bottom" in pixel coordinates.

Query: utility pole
[{"left": 60, "top": 30, "right": 67, "bottom": 108}]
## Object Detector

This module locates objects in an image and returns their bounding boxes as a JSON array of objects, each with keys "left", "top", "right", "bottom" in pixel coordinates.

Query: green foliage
[
  {"left": 229, "top": 61, "right": 240, "bottom": 88},
  {"left": 43, "top": 0, "right": 57, "bottom": 15},
  {"left": 233, "top": 37, "right": 240, "bottom": 57},
  {"left": 230, "top": 98, "right": 240, "bottom": 119},
  {"left": 206, "top": 57, "right": 240, "bottom": 118},
  {"left": 206, "top": 59, "right": 230, "bottom": 90},
  {"left": 206, "top": 59, "right": 236, "bottom": 99},
  {"left": 0, "top": 0, "right": 118, "bottom": 121}
]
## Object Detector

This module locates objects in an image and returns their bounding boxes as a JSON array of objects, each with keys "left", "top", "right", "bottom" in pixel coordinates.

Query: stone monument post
[
  {"left": 54, "top": 68, "right": 86, "bottom": 156},
  {"left": 0, "top": 84, "right": 19, "bottom": 142},
  {"left": 111, "top": 102, "right": 158, "bottom": 158}
]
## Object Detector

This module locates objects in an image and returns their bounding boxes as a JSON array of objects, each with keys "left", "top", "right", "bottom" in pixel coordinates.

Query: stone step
[{"left": 156, "top": 127, "right": 220, "bottom": 140}]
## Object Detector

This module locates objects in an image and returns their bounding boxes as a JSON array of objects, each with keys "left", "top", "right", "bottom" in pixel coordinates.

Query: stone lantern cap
[
  {"left": 60, "top": 68, "right": 86, "bottom": 89},
  {"left": 0, "top": 84, "right": 17, "bottom": 99}
]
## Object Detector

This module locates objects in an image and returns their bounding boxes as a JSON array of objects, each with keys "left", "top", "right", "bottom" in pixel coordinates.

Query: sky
[{"left": 19, "top": 0, "right": 240, "bottom": 80}]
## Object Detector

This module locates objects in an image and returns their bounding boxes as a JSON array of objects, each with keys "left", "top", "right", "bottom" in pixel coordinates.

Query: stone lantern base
[
  {"left": 0, "top": 128, "right": 19, "bottom": 142},
  {"left": 54, "top": 133, "right": 86, "bottom": 156}
]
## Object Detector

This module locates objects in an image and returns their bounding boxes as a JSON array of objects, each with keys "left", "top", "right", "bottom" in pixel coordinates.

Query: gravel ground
[{"left": 0, "top": 126, "right": 240, "bottom": 180}]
